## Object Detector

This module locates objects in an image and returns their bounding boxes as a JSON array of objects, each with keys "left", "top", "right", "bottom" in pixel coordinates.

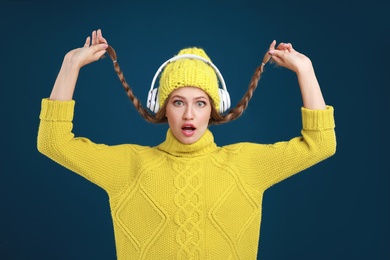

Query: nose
[{"left": 183, "top": 105, "right": 194, "bottom": 120}]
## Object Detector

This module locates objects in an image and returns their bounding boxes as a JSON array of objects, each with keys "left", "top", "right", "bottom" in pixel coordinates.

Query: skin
[
  {"left": 49, "top": 29, "right": 327, "bottom": 144},
  {"left": 165, "top": 87, "right": 212, "bottom": 144},
  {"left": 50, "top": 29, "right": 108, "bottom": 101},
  {"left": 267, "top": 40, "right": 326, "bottom": 110}
]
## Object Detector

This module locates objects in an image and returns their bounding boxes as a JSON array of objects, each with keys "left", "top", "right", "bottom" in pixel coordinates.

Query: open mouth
[{"left": 181, "top": 124, "right": 196, "bottom": 136}]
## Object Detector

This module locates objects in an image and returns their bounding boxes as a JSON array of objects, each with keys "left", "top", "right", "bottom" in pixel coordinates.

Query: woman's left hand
[{"left": 267, "top": 40, "right": 312, "bottom": 74}]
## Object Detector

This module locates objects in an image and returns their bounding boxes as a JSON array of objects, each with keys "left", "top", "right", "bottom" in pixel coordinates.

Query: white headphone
[{"left": 147, "top": 54, "right": 231, "bottom": 114}]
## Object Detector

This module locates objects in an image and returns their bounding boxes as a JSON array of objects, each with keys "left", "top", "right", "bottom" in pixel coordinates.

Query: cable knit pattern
[
  {"left": 173, "top": 160, "right": 204, "bottom": 259},
  {"left": 37, "top": 98, "right": 336, "bottom": 260}
]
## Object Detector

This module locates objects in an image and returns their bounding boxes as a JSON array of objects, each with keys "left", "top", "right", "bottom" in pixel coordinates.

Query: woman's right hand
[
  {"left": 49, "top": 29, "right": 108, "bottom": 101},
  {"left": 63, "top": 29, "right": 108, "bottom": 69}
]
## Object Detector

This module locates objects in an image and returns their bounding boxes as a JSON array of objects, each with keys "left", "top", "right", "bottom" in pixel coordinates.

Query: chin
[
  {"left": 179, "top": 136, "right": 199, "bottom": 145},
  {"left": 180, "top": 139, "right": 195, "bottom": 145}
]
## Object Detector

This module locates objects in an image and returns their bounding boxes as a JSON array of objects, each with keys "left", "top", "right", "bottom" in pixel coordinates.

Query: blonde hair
[{"left": 105, "top": 45, "right": 271, "bottom": 125}]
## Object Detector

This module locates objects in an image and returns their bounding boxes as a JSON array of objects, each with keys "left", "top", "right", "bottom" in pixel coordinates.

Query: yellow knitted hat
[{"left": 158, "top": 47, "right": 220, "bottom": 111}]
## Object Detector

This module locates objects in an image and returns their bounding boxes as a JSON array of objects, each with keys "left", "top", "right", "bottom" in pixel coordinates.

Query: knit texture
[
  {"left": 37, "top": 99, "right": 336, "bottom": 259},
  {"left": 158, "top": 47, "right": 220, "bottom": 111}
]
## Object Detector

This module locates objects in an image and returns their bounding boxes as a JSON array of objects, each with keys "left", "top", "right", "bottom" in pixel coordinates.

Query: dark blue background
[{"left": 1, "top": 0, "right": 389, "bottom": 259}]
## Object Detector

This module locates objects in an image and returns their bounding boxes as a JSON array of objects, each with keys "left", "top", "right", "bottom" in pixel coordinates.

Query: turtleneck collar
[{"left": 157, "top": 129, "right": 218, "bottom": 157}]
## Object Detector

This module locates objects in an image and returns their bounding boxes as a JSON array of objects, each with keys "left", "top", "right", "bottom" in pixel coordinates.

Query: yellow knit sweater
[{"left": 37, "top": 99, "right": 336, "bottom": 260}]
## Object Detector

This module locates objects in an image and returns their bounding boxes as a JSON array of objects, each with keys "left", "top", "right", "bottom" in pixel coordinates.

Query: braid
[
  {"left": 105, "top": 45, "right": 162, "bottom": 123},
  {"left": 210, "top": 51, "right": 272, "bottom": 125}
]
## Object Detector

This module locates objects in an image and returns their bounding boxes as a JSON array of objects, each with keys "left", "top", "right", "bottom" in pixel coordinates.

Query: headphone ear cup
[
  {"left": 225, "top": 90, "right": 231, "bottom": 111},
  {"left": 147, "top": 88, "right": 160, "bottom": 113},
  {"left": 218, "top": 89, "right": 231, "bottom": 113}
]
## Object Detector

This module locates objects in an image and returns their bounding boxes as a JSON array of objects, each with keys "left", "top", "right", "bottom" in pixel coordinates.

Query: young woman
[{"left": 38, "top": 29, "right": 336, "bottom": 259}]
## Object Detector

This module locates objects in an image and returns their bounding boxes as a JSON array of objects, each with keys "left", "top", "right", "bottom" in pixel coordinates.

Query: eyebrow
[{"left": 170, "top": 95, "right": 208, "bottom": 100}]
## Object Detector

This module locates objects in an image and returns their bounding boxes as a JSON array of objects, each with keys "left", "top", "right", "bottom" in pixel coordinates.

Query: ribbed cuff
[
  {"left": 39, "top": 98, "right": 75, "bottom": 121},
  {"left": 301, "top": 105, "right": 335, "bottom": 130}
]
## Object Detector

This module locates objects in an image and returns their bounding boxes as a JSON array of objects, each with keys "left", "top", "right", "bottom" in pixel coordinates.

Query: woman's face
[{"left": 165, "top": 87, "right": 212, "bottom": 144}]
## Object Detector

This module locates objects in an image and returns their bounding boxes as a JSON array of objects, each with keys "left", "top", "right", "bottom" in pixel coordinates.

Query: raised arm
[
  {"left": 50, "top": 29, "right": 108, "bottom": 101},
  {"left": 38, "top": 30, "right": 134, "bottom": 195},
  {"left": 267, "top": 40, "right": 326, "bottom": 110}
]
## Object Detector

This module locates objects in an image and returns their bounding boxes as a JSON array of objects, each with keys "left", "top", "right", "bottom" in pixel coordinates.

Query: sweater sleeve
[
  {"left": 226, "top": 106, "right": 336, "bottom": 191},
  {"left": 37, "top": 98, "right": 139, "bottom": 196}
]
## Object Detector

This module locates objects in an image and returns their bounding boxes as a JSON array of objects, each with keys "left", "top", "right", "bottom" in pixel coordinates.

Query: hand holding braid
[
  {"left": 267, "top": 40, "right": 326, "bottom": 110},
  {"left": 50, "top": 29, "right": 108, "bottom": 101}
]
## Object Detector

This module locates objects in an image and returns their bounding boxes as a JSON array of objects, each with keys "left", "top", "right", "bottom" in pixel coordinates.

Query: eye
[
  {"left": 173, "top": 100, "right": 184, "bottom": 106},
  {"left": 196, "top": 101, "right": 207, "bottom": 107}
]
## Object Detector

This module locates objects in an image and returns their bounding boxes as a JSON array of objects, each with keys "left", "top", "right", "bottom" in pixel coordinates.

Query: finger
[
  {"left": 277, "top": 42, "right": 291, "bottom": 53},
  {"left": 269, "top": 54, "right": 282, "bottom": 66},
  {"left": 78, "top": 43, "right": 107, "bottom": 64},
  {"left": 91, "top": 30, "right": 97, "bottom": 45},
  {"left": 276, "top": 42, "right": 285, "bottom": 50},
  {"left": 282, "top": 43, "right": 293, "bottom": 52},
  {"left": 92, "top": 43, "right": 108, "bottom": 56},
  {"left": 269, "top": 40, "right": 276, "bottom": 51},
  {"left": 94, "top": 50, "right": 107, "bottom": 60},
  {"left": 268, "top": 49, "right": 286, "bottom": 62},
  {"left": 283, "top": 43, "right": 290, "bottom": 53},
  {"left": 97, "top": 29, "right": 108, "bottom": 44},
  {"left": 84, "top": 36, "right": 91, "bottom": 47},
  {"left": 262, "top": 40, "right": 276, "bottom": 65},
  {"left": 96, "top": 49, "right": 108, "bottom": 61},
  {"left": 286, "top": 43, "right": 294, "bottom": 52}
]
